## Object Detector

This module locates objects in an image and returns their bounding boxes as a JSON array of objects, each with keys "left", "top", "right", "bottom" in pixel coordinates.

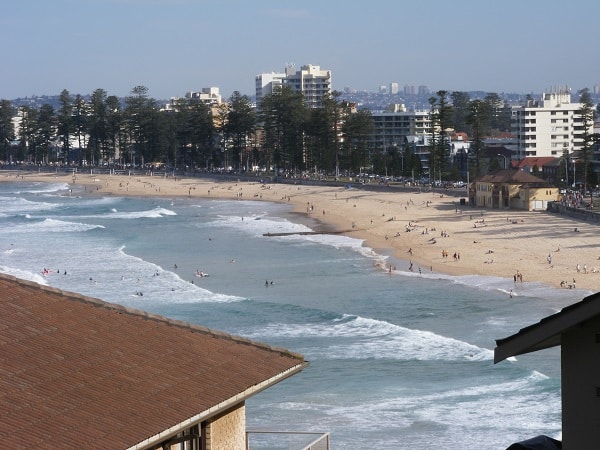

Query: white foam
[
  {"left": 263, "top": 370, "right": 560, "bottom": 444},
  {"left": 81, "top": 246, "right": 244, "bottom": 306},
  {"left": 1, "top": 218, "right": 105, "bottom": 234},
  {"left": 246, "top": 314, "right": 493, "bottom": 361},
  {"left": 391, "top": 265, "right": 590, "bottom": 301},
  {"left": 11, "top": 182, "right": 71, "bottom": 195},
  {"left": 209, "top": 213, "right": 381, "bottom": 263},
  {"left": 101, "top": 206, "right": 177, "bottom": 219},
  {"left": 0, "top": 265, "right": 49, "bottom": 285},
  {"left": 0, "top": 196, "right": 60, "bottom": 215}
]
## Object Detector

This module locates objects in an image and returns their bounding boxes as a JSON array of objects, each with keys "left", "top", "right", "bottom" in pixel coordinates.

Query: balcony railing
[{"left": 246, "top": 430, "right": 330, "bottom": 450}]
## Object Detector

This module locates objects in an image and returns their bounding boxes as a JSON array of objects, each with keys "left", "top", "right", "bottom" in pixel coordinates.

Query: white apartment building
[
  {"left": 511, "top": 90, "right": 592, "bottom": 158},
  {"left": 162, "top": 87, "right": 222, "bottom": 112},
  {"left": 186, "top": 87, "right": 222, "bottom": 104},
  {"left": 255, "top": 64, "right": 332, "bottom": 108},
  {"left": 255, "top": 72, "right": 285, "bottom": 108}
]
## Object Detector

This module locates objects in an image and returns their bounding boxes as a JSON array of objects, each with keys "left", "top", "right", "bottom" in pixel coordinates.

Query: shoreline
[{"left": 3, "top": 170, "right": 600, "bottom": 293}]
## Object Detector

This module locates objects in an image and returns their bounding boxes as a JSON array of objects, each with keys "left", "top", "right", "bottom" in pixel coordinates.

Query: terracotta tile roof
[
  {"left": 0, "top": 274, "right": 307, "bottom": 449},
  {"left": 514, "top": 156, "right": 557, "bottom": 169},
  {"left": 477, "top": 169, "right": 550, "bottom": 185}
]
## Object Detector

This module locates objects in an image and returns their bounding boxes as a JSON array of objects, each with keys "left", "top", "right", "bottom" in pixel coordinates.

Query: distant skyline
[{"left": 2, "top": 0, "right": 599, "bottom": 100}]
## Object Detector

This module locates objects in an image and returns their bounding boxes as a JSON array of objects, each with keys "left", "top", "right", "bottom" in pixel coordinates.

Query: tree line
[
  {"left": 0, "top": 86, "right": 375, "bottom": 176},
  {"left": 5, "top": 85, "right": 592, "bottom": 183}
]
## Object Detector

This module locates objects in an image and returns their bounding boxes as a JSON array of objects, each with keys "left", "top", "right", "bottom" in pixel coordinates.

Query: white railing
[{"left": 246, "top": 430, "right": 330, "bottom": 450}]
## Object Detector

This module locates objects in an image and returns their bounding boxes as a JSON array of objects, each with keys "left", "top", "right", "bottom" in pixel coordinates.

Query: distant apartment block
[
  {"left": 255, "top": 72, "right": 286, "bottom": 107},
  {"left": 403, "top": 84, "right": 415, "bottom": 96},
  {"left": 186, "top": 87, "right": 222, "bottom": 104},
  {"left": 511, "top": 90, "right": 592, "bottom": 158},
  {"left": 255, "top": 64, "right": 332, "bottom": 108},
  {"left": 162, "top": 87, "right": 223, "bottom": 112},
  {"left": 389, "top": 83, "right": 399, "bottom": 94},
  {"left": 369, "top": 104, "right": 435, "bottom": 173}
]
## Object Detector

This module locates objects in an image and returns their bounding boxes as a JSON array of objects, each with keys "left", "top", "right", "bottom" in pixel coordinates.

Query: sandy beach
[{"left": 4, "top": 170, "right": 600, "bottom": 293}]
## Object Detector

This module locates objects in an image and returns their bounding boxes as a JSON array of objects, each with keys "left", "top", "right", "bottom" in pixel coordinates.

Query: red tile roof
[
  {"left": 513, "top": 156, "right": 557, "bottom": 169},
  {"left": 0, "top": 274, "right": 307, "bottom": 449}
]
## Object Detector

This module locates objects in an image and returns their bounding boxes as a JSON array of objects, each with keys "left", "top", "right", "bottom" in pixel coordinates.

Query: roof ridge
[{"left": 0, "top": 272, "right": 304, "bottom": 361}]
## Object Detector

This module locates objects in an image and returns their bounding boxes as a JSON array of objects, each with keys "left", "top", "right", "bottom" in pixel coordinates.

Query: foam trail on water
[
  {"left": 0, "top": 265, "right": 49, "bottom": 285},
  {"left": 243, "top": 314, "right": 493, "bottom": 361}
]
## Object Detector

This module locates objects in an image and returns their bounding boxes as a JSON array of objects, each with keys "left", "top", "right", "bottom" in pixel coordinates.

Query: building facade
[
  {"left": 255, "top": 72, "right": 286, "bottom": 108},
  {"left": 511, "top": 90, "right": 592, "bottom": 159},
  {"left": 162, "top": 87, "right": 223, "bottom": 113},
  {"left": 474, "top": 169, "right": 559, "bottom": 211},
  {"left": 255, "top": 64, "right": 332, "bottom": 109},
  {"left": 368, "top": 105, "right": 435, "bottom": 177}
]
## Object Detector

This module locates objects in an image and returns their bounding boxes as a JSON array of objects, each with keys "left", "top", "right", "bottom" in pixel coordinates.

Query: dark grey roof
[{"left": 494, "top": 292, "right": 600, "bottom": 363}]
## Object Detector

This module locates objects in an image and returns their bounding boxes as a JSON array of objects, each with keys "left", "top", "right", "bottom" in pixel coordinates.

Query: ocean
[{"left": 0, "top": 179, "right": 587, "bottom": 449}]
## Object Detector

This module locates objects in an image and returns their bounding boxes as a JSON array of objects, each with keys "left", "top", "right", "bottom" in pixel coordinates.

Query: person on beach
[{"left": 10, "top": 170, "right": 600, "bottom": 292}]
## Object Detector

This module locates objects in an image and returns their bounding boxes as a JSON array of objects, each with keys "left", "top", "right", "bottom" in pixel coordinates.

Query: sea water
[{"left": 0, "top": 179, "right": 587, "bottom": 449}]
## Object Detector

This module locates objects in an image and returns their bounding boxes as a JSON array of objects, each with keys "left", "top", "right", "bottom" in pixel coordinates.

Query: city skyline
[{"left": 2, "top": 0, "right": 599, "bottom": 101}]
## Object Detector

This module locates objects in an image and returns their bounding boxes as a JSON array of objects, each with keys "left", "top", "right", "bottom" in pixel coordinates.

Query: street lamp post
[
  {"left": 465, "top": 150, "right": 469, "bottom": 194},
  {"left": 497, "top": 153, "right": 507, "bottom": 169},
  {"left": 400, "top": 146, "right": 404, "bottom": 175}
]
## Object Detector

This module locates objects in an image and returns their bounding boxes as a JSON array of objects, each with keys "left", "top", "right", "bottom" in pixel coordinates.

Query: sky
[{"left": 2, "top": 0, "right": 599, "bottom": 101}]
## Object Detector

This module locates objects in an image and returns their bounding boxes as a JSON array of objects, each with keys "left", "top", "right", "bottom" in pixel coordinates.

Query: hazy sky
[{"left": 2, "top": 0, "right": 599, "bottom": 100}]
